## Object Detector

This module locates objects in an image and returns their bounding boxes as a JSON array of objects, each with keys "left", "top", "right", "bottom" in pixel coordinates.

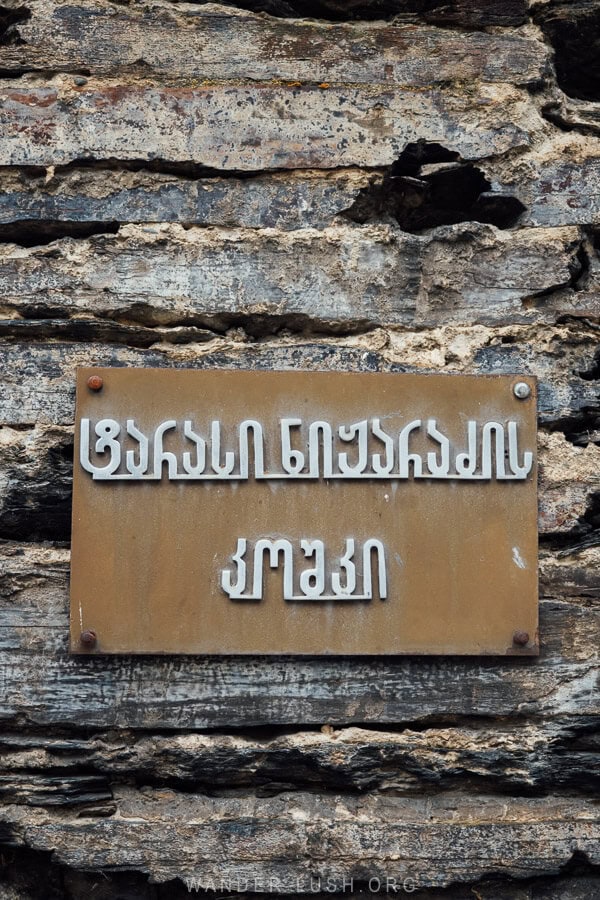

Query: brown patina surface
[{"left": 71, "top": 368, "right": 538, "bottom": 655}]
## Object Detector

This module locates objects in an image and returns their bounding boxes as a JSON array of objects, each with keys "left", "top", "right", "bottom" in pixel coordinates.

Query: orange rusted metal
[
  {"left": 86, "top": 374, "right": 103, "bottom": 392},
  {"left": 70, "top": 368, "right": 538, "bottom": 655}
]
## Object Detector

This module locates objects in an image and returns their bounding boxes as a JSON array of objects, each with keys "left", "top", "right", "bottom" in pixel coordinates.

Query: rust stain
[
  {"left": 87, "top": 375, "right": 103, "bottom": 391},
  {"left": 6, "top": 91, "right": 57, "bottom": 109}
]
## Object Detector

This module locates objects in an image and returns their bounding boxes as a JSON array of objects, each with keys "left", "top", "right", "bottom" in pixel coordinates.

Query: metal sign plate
[{"left": 70, "top": 369, "right": 538, "bottom": 655}]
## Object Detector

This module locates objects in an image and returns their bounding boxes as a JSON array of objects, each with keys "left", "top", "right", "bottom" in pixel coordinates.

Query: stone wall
[{"left": 0, "top": 1, "right": 598, "bottom": 897}]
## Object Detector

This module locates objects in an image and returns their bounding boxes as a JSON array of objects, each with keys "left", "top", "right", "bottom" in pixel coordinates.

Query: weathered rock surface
[
  {"left": 0, "top": 0, "right": 598, "bottom": 895},
  {"left": 487, "top": 135, "right": 600, "bottom": 228},
  {"left": 1, "top": 328, "right": 598, "bottom": 427},
  {"left": 540, "top": 546, "right": 600, "bottom": 602},
  {"left": 2, "top": 720, "right": 600, "bottom": 796},
  {"left": 1, "top": 788, "right": 599, "bottom": 890},
  {"left": 0, "top": 1, "right": 549, "bottom": 84},
  {"left": 0, "top": 223, "right": 591, "bottom": 328},
  {"left": 2, "top": 140, "right": 600, "bottom": 231},
  {"left": 0, "top": 168, "right": 372, "bottom": 232},
  {"left": 0, "top": 77, "right": 543, "bottom": 170}
]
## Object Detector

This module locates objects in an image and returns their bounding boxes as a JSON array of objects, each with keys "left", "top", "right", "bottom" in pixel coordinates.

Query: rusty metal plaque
[{"left": 70, "top": 369, "right": 538, "bottom": 656}]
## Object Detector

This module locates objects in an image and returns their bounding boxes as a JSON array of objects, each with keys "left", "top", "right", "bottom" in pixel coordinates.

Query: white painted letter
[
  {"left": 338, "top": 420, "right": 368, "bottom": 476},
  {"left": 153, "top": 420, "right": 178, "bottom": 478},
  {"left": 426, "top": 419, "right": 450, "bottom": 477},
  {"left": 211, "top": 421, "right": 235, "bottom": 477},
  {"left": 125, "top": 419, "right": 149, "bottom": 477},
  {"left": 221, "top": 539, "right": 248, "bottom": 598},
  {"left": 371, "top": 418, "right": 394, "bottom": 475},
  {"left": 182, "top": 420, "right": 206, "bottom": 476},
  {"left": 280, "top": 418, "right": 304, "bottom": 475},
  {"left": 362, "top": 539, "right": 387, "bottom": 599},
  {"left": 299, "top": 539, "right": 326, "bottom": 598},
  {"left": 455, "top": 420, "right": 477, "bottom": 477},
  {"left": 79, "top": 418, "right": 122, "bottom": 479},
  {"left": 331, "top": 539, "right": 357, "bottom": 597},
  {"left": 239, "top": 420, "right": 265, "bottom": 478},
  {"left": 507, "top": 421, "right": 533, "bottom": 479},
  {"left": 482, "top": 421, "right": 506, "bottom": 479},
  {"left": 398, "top": 420, "right": 422, "bottom": 477},
  {"left": 253, "top": 539, "right": 294, "bottom": 600},
  {"left": 308, "top": 421, "right": 334, "bottom": 477}
]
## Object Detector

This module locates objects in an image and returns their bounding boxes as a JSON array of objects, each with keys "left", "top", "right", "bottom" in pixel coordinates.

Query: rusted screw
[
  {"left": 513, "top": 630, "right": 530, "bottom": 646},
  {"left": 87, "top": 375, "right": 103, "bottom": 392},
  {"left": 80, "top": 629, "right": 97, "bottom": 648},
  {"left": 513, "top": 382, "right": 531, "bottom": 400}
]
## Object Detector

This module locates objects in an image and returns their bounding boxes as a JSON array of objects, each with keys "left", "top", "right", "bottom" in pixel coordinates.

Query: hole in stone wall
[
  {"left": 0, "top": 5, "right": 30, "bottom": 46},
  {"left": 536, "top": 1, "right": 600, "bottom": 102},
  {"left": 343, "top": 141, "right": 526, "bottom": 232},
  {"left": 559, "top": 850, "right": 600, "bottom": 875},
  {"left": 0, "top": 439, "right": 73, "bottom": 543},
  {"left": 204, "top": 0, "right": 527, "bottom": 26},
  {"left": 0, "top": 220, "right": 120, "bottom": 247},
  {"left": 579, "top": 347, "right": 600, "bottom": 381},
  {"left": 581, "top": 491, "right": 600, "bottom": 541},
  {"left": 552, "top": 407, "right": 600, "bottom": 448}
]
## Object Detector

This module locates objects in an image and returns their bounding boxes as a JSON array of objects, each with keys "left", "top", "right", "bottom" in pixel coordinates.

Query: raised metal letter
[
  {"left": 338, "top": 420, "right": 369, "bottom": 476},
  {"left": 221, "top": 539, "right": 248, "bottom": 599},
  {"left": 182, "top": 420, "right": 207, "bottom": 476},
  {"left": 80, "top": 418, "right": 122, "bottom": 480},
  {"left": 153, "top": 420, "right": 178, "bottom": 478},
  {"left": 299, "top": 539, "right": 326, "bottom": 598},
  {"left": 398, "top": 420, "right": 422, "bottom": 478},
  {"left": 280, "top": 418, "right": 305, "bottom": 475},
  {"left": 239, "top": 420, "right": 265, "bottom": 479},
  {"left": 125, "top": 420, "right": 149, "bottom": 477},
  {"left": 426, "top": 419, "right": 450, "bottom": 477}
]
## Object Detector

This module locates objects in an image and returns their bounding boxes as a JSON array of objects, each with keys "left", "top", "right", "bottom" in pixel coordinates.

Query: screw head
[
  {"left": 80, "top": 629, "right": 97, "bottom": 648},
  {"left": 513, "top": 382, "right": 531, "bottom": 400},
  {"left": 513, "top": 630, "right": 530, "bottom": 646},
  {"left": 87, "top": 375, "right": 103, "bottom": 392}
]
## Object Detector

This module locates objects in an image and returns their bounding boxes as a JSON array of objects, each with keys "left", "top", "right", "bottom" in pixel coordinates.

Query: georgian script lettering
[
  {"left": 79, "top": 416, "right": 534, "bottom": 482},
  {"left": 221, "top": 538, "right": 387, "bottom": 602}
]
